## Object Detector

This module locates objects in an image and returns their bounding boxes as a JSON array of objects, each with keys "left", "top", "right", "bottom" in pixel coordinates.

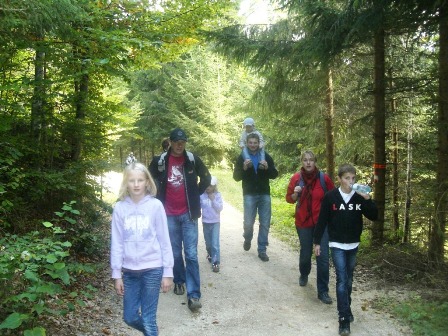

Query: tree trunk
[
  {"left": 371, "top": 27, "right": 386, "bottom": 246},
  {"left": 325, "top": 67, "right": 336, "bottom": 180},
  {"left": 31, "top": 46, "right": 46, "bottom": 148},
  {"left": 388, "top": 69, "right": 399, "bottom": 241},
  {"left": 392, "top": 125, "right": 399, "bottom": 241},
  {"left": 72, "top": 66, "right": 88, "bottom": 162},
  {"left": 429, "top": 3, "right": 448, "bottom": 264},
  {"left": 403, "top": 108, "right": 413, "bottom": 243}
]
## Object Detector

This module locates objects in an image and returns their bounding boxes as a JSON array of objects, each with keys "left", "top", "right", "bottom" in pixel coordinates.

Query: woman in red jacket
[{"left": 285, "top": 150, "right": 335, "bottom": 304}]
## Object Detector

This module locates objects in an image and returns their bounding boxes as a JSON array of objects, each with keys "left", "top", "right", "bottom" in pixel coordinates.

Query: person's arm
[
  {"left": 361, "top": 197, "right": 378, "bottom": 221},
  {"left": 324, "top": 174, "right": 336, "bottom": 191},
  {"left": 313, "top": 194, "right": 331, "bottom": 248},
  {"left": 148, "top": 156, "right": 159, "bottom": 178},
  {"left": 261, "top": 153, "right": 278, "bottom": 179},
  {"left": 233, "top": 155, "right": 245, "bottom": 182},
  {"left": 286, "top": 173, "right": 301, "bottom": 204},
  {"left": 194, "top": 155, "right": 211, "bottom": 195},
  {"left": 212, "top": 192, "right": 223, "bottom": 213},
  {"left": 153, "top": 200, "right": 174, "bottom": 293},
  {"left": 110, "top": 205, "right": 124, "bottom": 294}
]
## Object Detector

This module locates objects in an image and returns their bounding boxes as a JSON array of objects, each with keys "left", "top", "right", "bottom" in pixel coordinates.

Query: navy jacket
[{"left": 149, "top": 149, "right": 211, "bottom": 220}]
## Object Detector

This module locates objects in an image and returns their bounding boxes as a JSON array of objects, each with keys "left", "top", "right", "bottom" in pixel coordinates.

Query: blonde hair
[
  {"left": 300, "top": 150, "right": 317, "bottom": 162},
  {"left": 118, "top": 162, "right": 157, "bottom": 200}
]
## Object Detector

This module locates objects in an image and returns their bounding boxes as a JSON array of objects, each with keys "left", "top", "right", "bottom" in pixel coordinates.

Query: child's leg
[
  {"left": 331, "top": 247, "right": 357, "bottom": 321},
  {"left": 242, "top": 146, "right": 250, "bottom": 161},
  {"left": 210, "top": 222, "right": 220, "bottom": 265},
  {"left": 123, "top": 272, "right": 145, "bottom": 333},
  {"left": 140, "top": 267, "right": 163, "bottom": 335},
  {"left": 259, "top": 148, "right": 265, "bottom": 162},
  {"left": 202, "top": 223, "right": 212, "bottom": 259}
]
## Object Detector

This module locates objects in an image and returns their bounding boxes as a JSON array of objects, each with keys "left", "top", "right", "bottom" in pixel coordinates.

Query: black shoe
[
  {"left": 212, "top": 263, "right": 220, "bottom": 273},
  {"left": 173, "top": 283, "right": 185, "bottom": 295},
  {"left": 299, "top": 275, "right": 308, "bottom": 286},
  {"left": 318, "top": 292, "right": 333, "bottom": 304},
  {"left": 206, "top": 254, "right": 211, "bottom": 263},
  {"left": 338, "top": 318, "right": 351, "bottom": 335},
  {"left": 258, "top": 252, "right": 269, "bottom": 261},
  {"left": 243, "top": 240, "right": 251, "bottom": 251},
  {"left": 188, "top": 298, "right": 202, "bottom": 311}
]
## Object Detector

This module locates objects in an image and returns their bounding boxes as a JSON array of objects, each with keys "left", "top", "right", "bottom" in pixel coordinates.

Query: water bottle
[{"left": 350, "top": 183, "right": 371, "bottom": 193}]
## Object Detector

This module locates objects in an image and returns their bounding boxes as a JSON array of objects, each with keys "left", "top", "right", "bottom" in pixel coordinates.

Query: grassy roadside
[{"left": 211, "top": 167, "right": 448, "bottom": 336}]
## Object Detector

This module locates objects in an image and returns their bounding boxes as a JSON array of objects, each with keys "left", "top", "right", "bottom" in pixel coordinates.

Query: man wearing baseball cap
[{"left": 150, "top": 127, "right": 211, "bottom": 312}]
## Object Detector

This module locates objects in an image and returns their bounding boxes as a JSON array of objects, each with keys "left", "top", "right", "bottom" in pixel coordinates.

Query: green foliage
[
  {"left": 0, "top": 203, "right": 95, "bottom": 334},
  {"left": 394, "top": 299, "right": 448, "bottom": 336},
  {"left": 372, "top": 294, "right": 448, "bottom": 336}
]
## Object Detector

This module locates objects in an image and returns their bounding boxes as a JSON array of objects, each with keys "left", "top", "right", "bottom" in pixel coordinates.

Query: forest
[{"left": 0, "top": 0, "right": 447, "bottom": 334}]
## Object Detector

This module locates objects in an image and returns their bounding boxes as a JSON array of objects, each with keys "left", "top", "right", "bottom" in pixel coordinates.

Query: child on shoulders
[{"left": 239, "top": 117, "right": 265, "bottom": 166}]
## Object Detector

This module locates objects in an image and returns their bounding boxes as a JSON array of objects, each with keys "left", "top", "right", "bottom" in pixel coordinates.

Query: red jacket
[{"left": 285, "top": 171, "right": 335, "bottom": 229}]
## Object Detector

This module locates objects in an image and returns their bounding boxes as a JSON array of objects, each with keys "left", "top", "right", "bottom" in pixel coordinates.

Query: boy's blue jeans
[
  {"left": 167, "top": 213, "right": 201, "bottom": 300},
  {"left": 296, "top": 226, "right": 330, "bottom": 295},
  {"left": 122, "top": 267, "right": 162, "bottom": 336},
  {"left": 243, "top": 194, "right": 271, "bottom": 253},
  {"left": 202, "top": 222, "right": 220, "bottom": 264},
  {"left": 331, "top": 246, "right": 358, "bottom": 320}
]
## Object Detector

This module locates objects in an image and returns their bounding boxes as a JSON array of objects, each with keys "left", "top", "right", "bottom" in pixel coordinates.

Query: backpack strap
[
  {"left": 295, "top": 171, "right": 327, "bottom": 192},
  {"left": 157, "top": 151, "right": 195, "bottom": 172},
  {"left": 319, "top": 171, "right": 328, "bottom": 193}
]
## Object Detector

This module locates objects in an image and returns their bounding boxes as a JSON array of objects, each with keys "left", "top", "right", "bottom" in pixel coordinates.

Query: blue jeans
[
  {"left": 167, "top": 213, "right": 201, "bottom": 299},
  {"left": 243, "top": 194, "right": 271, "bottom": 253},
  {"left": 296, "top": 226, "right": 330, "bottom": 295},
  {"left": 202, "top": 222, "right": 220, "bottom": 264},
  {"left": 331, "top": 247, "right": 358, "bottom": 319},
  {"left": 122, "top": 268, "right": 162, "bottom": 336}
]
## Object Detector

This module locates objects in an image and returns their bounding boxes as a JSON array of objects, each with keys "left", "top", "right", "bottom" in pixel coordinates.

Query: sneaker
[
  {"left": 338, "top": 318, "right": 350, "bottom": 335},
  {"left": 299, "top": 275, "right": 308, "bottom": 286},
  {"left": 243, "top": 240, "right": 251, "bottom": 251},
  {"left": 258, "top": 252, "right": 269, "bottom": 262},
  {"left": 212, "top": 263, "right": 220, "bottom": 273},
  {"left": 188, "top": 298, "right": 202, "bottom": 311},
  {"left": 173, "top": 283, "right": 185, "bottom": 295},
  {"left": 206, "top": 254, "right": 211, "bottom": 263},
  {"left": 318, "top": 292, "right": 333, "bottom": 304}
]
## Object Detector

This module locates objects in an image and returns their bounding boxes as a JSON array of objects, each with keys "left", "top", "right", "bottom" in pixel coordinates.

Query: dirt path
[{"left": 75, "top": 172, "right": 410, "bottom": 336}]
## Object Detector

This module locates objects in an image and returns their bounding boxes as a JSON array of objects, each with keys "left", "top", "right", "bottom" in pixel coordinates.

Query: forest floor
[{"left": 45, "top": 172, "right": 414, "bottom": 335}]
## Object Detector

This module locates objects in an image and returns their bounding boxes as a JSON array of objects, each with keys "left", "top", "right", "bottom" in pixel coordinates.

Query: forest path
[{"left": 62, "top": 172, "right": 410, "bottom": 336}]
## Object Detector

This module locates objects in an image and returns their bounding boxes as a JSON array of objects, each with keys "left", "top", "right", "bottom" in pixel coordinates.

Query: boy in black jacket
[{"left": 314, "top": 164, "right": 378, "bottom": 336}]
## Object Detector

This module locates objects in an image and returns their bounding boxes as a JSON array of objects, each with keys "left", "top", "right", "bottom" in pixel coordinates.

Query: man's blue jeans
[
  {"left": 122, "top": 267, "right": 162, "bottom": 336},
  {"left": 167, "top": 213, "right": 201, "bottom": 299},
  {"left": 243, "top": 194, "right": 271, "bottom": 253},
  {"left": 296, "top": 226, "right": 330, "bottom": 295},
  {"left": 331, "top": 246, "right": 358, "bottom": 319},
  {"left": 202, "top": 222, "right": 220, "bottom": 265}
]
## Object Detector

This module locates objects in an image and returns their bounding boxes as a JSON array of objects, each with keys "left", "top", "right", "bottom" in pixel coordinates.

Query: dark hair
[
  {"left": 338, "top": 164, "right": 356, "bottom": 177},
  {"left": 246, "top": 132, "right": 260, "bottom": 142},
  {"left": 161, "top": 138, "right": 170, "bottom": 151}
]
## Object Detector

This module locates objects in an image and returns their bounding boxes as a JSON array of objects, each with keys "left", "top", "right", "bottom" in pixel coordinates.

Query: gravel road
[
  {"left": 102, "top": 200, "right": 409, "bottom": 336},
  {"left": 59, "top": 172, "right": 410, "bottom": 336}
]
